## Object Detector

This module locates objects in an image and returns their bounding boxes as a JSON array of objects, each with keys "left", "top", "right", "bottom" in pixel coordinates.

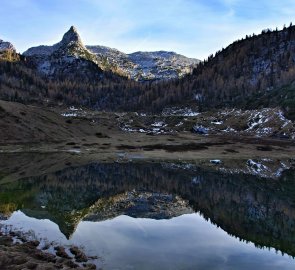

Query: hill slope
[{"left": 141, "top": 25, "right": 295, "bottom": 117}]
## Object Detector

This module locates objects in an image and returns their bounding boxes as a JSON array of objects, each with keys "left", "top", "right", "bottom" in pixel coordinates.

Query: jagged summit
[
  {"left": 69, "top": 25, "right": 78, "bottom": 33},
  {"left": 60, "top": 25, "right": 83, "bottom": 47},
  {"left": 22, "top": 26, "right": 102, "bottom": 77},
  {"left": 0, "top": 39, "right": 16, "bottom": 52},
  {"left": 23, "top": 26, "right": 86, "bottom": 57},
  {"left": 0, "top": 39, "right": 18, "bottom": 61}
]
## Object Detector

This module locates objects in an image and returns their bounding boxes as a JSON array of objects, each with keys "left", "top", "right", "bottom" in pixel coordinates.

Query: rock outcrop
[
  {"left": 23, "top": 26, "right": 103, "bottom": 78},
  {"left": 87, "top": 46, "right": 200, "bottom": 81},
  {"left": 0, "top": 39, "right": 15, "bottom": 52},
  {"left": 0, "top": 39, "right": 18, "bottom": 61}
]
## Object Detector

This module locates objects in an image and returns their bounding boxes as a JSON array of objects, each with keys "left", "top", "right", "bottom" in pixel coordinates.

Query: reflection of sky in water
[{"left": 1, "top": 211, "right": 295, "bottom": 270}]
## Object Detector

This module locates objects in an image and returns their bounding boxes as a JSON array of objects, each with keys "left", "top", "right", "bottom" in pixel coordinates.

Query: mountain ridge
[
  {"left": 87, "top": 45, "right": 199, "bottom": 81},
  {"left": 0, "top": 24, "right": 295, "bottom": 117},
  {"left": 23, "top": 26, "right": 199, "bottom": 81},
  {"left": 22, "top": 26, "right": 105, "bottom": 78}
]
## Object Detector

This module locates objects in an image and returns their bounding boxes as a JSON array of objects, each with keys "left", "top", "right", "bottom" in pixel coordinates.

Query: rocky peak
[
  {"left": 0, "top": 39, "right": 16, "bottom": 52},
  {"left": 23, "top": 26, "right": 86, "bottom": 57},
  {"left": 22, "top": 26, "right": 102, "bottom": 77},
  {"left": 60, "top": 26, "right": 83, "bottom": 47},
  {"left": 0, "top": 39, "right": 18, "bottom": 61}
]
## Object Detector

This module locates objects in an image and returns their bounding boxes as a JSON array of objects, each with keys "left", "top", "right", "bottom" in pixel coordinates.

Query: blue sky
[{"left": 0, "top": 0, "right": 294, "bottom": 59}]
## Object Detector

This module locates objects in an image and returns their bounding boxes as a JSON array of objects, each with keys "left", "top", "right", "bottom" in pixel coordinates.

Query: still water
[{"left": 0, "top": 158, "right": 295, "bottom": 269}]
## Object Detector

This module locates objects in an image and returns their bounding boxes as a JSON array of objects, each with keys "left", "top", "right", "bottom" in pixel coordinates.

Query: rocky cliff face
[
  {"left": 87, "top": 45, "right": 200, "bottom": 81},
  {"left": 23, "top": 26, "right": 199, "bottom": 81},
  {"left": 24, "top": 26, "right": 85, "bottom": 57},
  {"left": 23, "top": 26, "right": 103, "bottom": 79},
  {"left": 0, "top": 39, "right": 17, "bottom": 61},
  {"left": 0, "top": 39, "right": 15, "bottom": 52},
  {"left": 128, "top": 51, "right": 199, "bottom": 81}
]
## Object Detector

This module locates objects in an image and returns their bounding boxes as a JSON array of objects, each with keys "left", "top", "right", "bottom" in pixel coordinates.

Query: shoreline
[
  {"left": 0, "top": 133, "right": 294, "bottom": 183},
  {"left": 0, "top": 228, "right": 98, "bottom": 270}
]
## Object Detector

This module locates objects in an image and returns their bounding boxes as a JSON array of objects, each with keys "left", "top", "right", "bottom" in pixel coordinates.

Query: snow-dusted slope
[
  {"left": 85, "top": 45, "right": 136, "bottom": 77},
  {"left": 23, "top": 26, "right": 104, "bottom": 77},
  {"left": 128, "top": 51, "right": 199, "bottom": 80},
  {"left": 87, "top": 46, "right": 200, "bottom": 81},
  {"left": 23, "top": 26, "right": 200, "bottom": 81}
]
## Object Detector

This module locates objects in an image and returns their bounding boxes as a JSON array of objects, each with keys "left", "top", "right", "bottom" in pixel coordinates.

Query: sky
[{"left": 0, "top": 0, "right": 294, "bottom": 60}]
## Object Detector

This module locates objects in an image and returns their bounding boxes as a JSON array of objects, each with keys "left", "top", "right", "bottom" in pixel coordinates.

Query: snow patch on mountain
[{"left": 86, "top": 47, "right": 200, "bottom": 81}]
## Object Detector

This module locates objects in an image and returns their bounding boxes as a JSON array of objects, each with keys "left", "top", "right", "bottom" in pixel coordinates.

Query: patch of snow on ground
[
  {"left": 276, "top": 110, "right": 292, "bottom": 128},
  {"left": 255, "top": 127, "right": 273, "bottom": 137},
  {"left": 120, "top": 124, "right": 169, "bottom": 135},
  {"left": 121, "top": 126, "right": 137, "bottom": 132},
  {"left": 162, "top": 107, "right": 199, "bottom": 116},
  {"left": 161, "top": 162, "right": 197, "bottom": 171},
  {"left": 67, "top": 149, "right": 81, "bottom": 153},
  {"left": 183, "top": 111, "right": 200, "bottom": 116},
  {"left": 61, "top": 113, "right": 77, "bottom": 117},
  {"left": 246, "top": 112, "right": 268, "bottom": 131},
  {"left": 222, "top": 127, "right": 236, "bottom": 133},
  {"left": 69, "top": 106, "right": 81, "bottom": 111},
  {"left": 211, "top": 121, "right": 223, "bottom": 125},
  {"left": 152, "top": 121, "right": 167, "bottom": 127},
  {"left": 274, "top": 162, "right": 291, "bottom": 177},
  {"left": 247, "top": 159, "right": 268, "bottom": 172},
  {"left": 262, "top": 158, "right": 272, "bottom": 162}
]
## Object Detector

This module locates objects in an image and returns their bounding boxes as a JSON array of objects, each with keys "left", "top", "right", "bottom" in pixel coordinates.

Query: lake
[{"left": 0, "top": 157, "right": 295, "bottom": 269}]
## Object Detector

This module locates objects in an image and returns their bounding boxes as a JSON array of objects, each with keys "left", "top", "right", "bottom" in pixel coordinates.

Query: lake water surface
[{"left": 0, "top": 159, "right": 295, "bottom": 269}]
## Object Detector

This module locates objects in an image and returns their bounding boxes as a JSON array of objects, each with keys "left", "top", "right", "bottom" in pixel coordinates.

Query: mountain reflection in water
[{"left": 0, "top": 160, "right": 295, "bottom": 269}]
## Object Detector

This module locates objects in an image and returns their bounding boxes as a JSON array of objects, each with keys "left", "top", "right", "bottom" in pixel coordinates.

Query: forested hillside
[
  {"left": 0, "top": 59, "right": 142, "bottom": 108},
  {"left": 139, "top": 24, "right": 295, "bottom": 117},
  {"left": 1, "top": 24, "right": 295, "bottom": 118}
]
